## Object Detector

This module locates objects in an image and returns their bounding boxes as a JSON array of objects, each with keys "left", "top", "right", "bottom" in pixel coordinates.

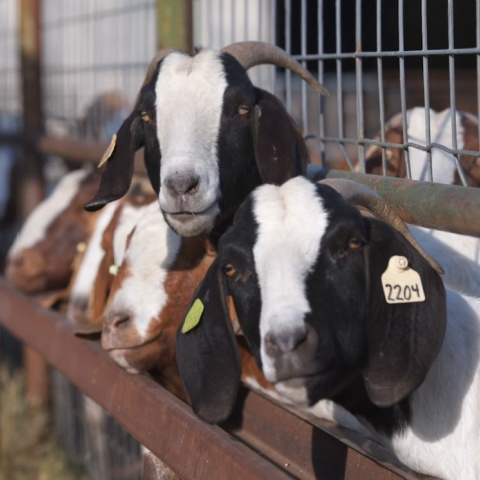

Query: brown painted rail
[{"left": 0, "top": 278, "right": 438, "bottom": 480}]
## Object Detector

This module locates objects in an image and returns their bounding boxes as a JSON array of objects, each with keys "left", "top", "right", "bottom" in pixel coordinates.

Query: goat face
[
  {"left": 85, "top": 48, "right": 309, "bottom": 238},
  {"left": 176, "top": 177, "right": 446, "bottom": 424},
  {"left": 101, "top": 202, "right": 214, "bottom": 374}
]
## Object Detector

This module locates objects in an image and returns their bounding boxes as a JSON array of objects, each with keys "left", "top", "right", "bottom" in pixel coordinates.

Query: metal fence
[{"left": 0, "top": 1, "right": 479, "bottom": 479}]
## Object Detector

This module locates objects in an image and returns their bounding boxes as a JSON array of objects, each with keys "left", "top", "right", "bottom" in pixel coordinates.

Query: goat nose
[
  {"left": 165, "top": 174, "right": 200, "bottom": 196},
  {"left": 105, "top": 314, "right": 131, "bottom": 330},
  {"left": 11, "top": 255, "right": 24, "bottom": 269},
  {"left": 264, "top": 326, "right": 308, "bottom": 357}
]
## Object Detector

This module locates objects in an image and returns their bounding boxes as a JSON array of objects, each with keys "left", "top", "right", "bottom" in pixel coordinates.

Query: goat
[
  {"left": 85, "top": 42, "right": 327, "bottom": 239},
  {"left": 97, "top": 201, "right": 214, "bottom": 398},
  {"left": 177, "top": 176, "right": 480, "bottom": 479},
  {"left": 365, "top": 107, "right": 480, "bottom": 186},
  {"left": 6, "top": 168, "right": 100, "bottom": 293}
]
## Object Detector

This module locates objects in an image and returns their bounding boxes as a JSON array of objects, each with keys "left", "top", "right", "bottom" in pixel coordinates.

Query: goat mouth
[
  {"left": 274, "top": 365, "right": 335, "bottom": 387},
  {"left": 165, "top": 202, "right": 218, "bottom": 221}
]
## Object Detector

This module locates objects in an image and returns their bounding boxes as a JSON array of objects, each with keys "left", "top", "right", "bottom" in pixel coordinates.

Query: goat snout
[
  {"left": 264, "top": 325, "right": 308, "bottom": 357},
  {"left": 104, "top": 313, "right": 131, "bottom": 329},
  {"left": 102, "top": 310, "right": 142, "bottom": 350},
  {"left": 165, "top": 173, "right": 200, "bottom": 197}
]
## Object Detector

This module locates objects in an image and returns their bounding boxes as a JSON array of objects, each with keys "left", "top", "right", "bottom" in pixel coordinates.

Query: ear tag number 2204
[{"left": 381, "top": 256, "right": 426, "bottom": 304}]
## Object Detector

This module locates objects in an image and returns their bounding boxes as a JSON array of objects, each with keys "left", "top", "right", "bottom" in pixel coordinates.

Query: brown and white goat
[
  {"left": 365, "top": 107, "right": 480, "bottom": 186},
  {"left": 6, "top": 168, "right": 100, "bottom": 294}
]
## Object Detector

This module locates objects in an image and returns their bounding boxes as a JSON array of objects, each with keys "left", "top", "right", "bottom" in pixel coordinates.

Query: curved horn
[
  {"left": 320, "top": 178, "right": 444, "bottom": 275},
  {"left": 134, "top": 49, "right": 175, "bottom": 104},
  {"left": 222, "top": 41, "right": 328, "bottom": 97}
]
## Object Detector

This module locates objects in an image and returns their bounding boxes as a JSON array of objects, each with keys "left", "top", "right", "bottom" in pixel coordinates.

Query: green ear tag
[{"left": 181, "top": 299, "right": 205, "bottom": 334}]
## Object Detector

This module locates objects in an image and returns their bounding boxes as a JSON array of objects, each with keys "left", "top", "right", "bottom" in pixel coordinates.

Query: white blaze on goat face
[
  {"left": 106, "top": 202, "right": 182, "bottom": 341},
  {"left": 155, "top": 50, "right": 226, "bottom": 235},
  {"left": 68, "top": 200, "right": 148, "bottom": 315},
  {"left": 68, "top": 201, "right": 118, "bottom": 314},
  {"left": 9, "top": 169, "right": 89, "bottom": 256},
  {"left": 252, "top": 177, "right": 329, "bottom": 383},
  {"left": 112, "top": 203, "right": 149, "bottom": 267}
]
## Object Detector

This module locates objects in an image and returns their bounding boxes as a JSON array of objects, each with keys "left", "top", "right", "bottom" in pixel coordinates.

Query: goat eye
[
  {"left": 237, "top": 105, "right": 251, "bottom": 116},
  {"left": 348, "top": 238, "right": 363, "bottom": 250},
  {"left": 222, "top": 263, "right": 237, "bottom": 277},
  {"left": 140, "top": 112, "right": 151, "bottom": 122}
]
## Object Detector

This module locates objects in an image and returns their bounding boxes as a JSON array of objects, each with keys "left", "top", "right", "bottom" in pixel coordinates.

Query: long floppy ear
[
  {"left": 176, "top": 258, "right": 241, "bottom": 424},
  {"left": 363, "top": 218, "right": 447, "bottom": 407},
  {"left": 85, "top": 112, "right": 142, "bottom": 212},
  {"left": 252, "top": 87, "right": 308, "bottom": 184}
]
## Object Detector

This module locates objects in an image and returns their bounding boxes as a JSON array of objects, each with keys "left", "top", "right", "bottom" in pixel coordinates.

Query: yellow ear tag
[
  {"left": 76, "top": 242, "right": 87, "bottom": 253},
  {"left": 381, "top": 256, "right": 426, "bottom": 304},
  {"left": 108, "top": 264, "right": 119, "bottom": 276},
  {"left": 98, "top": 134, "right": 117, "bottom": 168},
  {"left": 182, "top": 299, "right": 204, "bottom": 334}
]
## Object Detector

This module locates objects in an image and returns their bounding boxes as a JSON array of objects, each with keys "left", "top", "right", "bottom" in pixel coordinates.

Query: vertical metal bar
[
  {"left": 448, "top": 0, "right": 468, "bottom": 186},
  {"left": 355, "top": 0, "right": 365, "bottom": 171},
  {"left": 218, "top": 0, "right": 223, "bottom": 46},
  {"left": 285, "top": 0, "right": 292, "bottom": 112},
  {"left": 335, "top": 0, "right": 353, "bottom": 169},
  {"left": 477, "top": 0, "right": 480, "bottom": 158},
  {"left": 244, "top": 0, "right": 249, "bottom": 40},
  {"left": 398, "top": 0, "right": 412, "bottom": 178},
  {"left": 376, "top": 0, "right": 387, "bottom": 175},
  {"left": 271, "top": 0, "right": 277, "bottom": 94},
  {"left": 258, "top": 0, "right": 263, "bottom": 86},
  {"left": 422, "top": 0, "right": 433, "bottom": 182},
  {"left": 19, "top": 0, "right": 48, "bottom": 408},
  {"left": 231, "top": 0, "right": 235, "bottom": 43},
  {"left": 206, "top": 0, "right": 212, "bottom": 46},
  {"left": 301, "top": 0, "right": 308, "bottom": 133},
  {"left": 318, "top": 0, "right": 326, "bottom": 166}
]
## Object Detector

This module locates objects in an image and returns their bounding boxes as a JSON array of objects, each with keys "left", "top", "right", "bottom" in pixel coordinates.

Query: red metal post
[{"left": 19, "top": 0, "right": 49, "bottom": 407}]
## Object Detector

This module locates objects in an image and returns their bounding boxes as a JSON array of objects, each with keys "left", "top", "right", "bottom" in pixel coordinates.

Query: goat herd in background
[{"left": 5, "top": 42, "right": 480, "bottom": 480}]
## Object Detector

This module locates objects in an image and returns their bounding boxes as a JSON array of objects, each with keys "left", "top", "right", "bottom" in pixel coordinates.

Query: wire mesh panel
[
  {"left": 280, "top": 0, "right": 480, "bottom": 184},
  {"left": 0, "top": 0, "right": 21, "bottom": 119}
]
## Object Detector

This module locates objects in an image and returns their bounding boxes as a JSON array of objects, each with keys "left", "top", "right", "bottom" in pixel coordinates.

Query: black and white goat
[
  {"left": 85, "top": 42, "right": 327, "bottom": 239},
  {"left": 177, "top": 176, "right": 480, "bottom": 480}
]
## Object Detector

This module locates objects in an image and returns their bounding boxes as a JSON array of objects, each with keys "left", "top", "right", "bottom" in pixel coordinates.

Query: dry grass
[{"left": 0, "top": 368, "right": 87, "bottom": 480}]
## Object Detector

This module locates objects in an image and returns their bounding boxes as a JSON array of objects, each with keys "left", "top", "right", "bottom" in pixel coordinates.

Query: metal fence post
[
  {"left": 19, "top": 0, "right": 49, "bottom": 407},
  {"left": 156, "top": 0, "right": 193, "bottom": 52}
]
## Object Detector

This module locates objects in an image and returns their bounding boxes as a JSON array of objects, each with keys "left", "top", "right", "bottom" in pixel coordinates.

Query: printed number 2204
[{"left": 384, "top": 283, "right": 421, "bottom": 302}]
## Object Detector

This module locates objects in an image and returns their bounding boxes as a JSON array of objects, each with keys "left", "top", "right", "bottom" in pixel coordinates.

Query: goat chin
[{"left": 164, "top": 208, "right": 219, "bottom": 237}]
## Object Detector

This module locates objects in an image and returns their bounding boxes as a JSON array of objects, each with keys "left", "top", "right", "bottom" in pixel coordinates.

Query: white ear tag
[
  {"left": 381, "top": 256, "right": 425, "bottom": 304},
  {"left": 98, "top": 134, "right": 117, "bottom": 168},
  {"left": 109, "top": 264, "right": 119, "bottom": 276}
]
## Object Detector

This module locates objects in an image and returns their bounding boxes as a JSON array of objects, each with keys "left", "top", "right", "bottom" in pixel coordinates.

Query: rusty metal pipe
[{"left": 318, "top": 169, "right": 480, "bottom": 237}]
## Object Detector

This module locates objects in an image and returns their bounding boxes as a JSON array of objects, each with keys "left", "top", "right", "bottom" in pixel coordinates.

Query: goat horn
[
  {"left": 135, "top": 49, "right": 175, "bottom": 104},
  {"left": 320, "top": 178, "right": 444, "bottom": 275},
  {"left": 222, "top": 41, "right": 329, "bottom": 97}
]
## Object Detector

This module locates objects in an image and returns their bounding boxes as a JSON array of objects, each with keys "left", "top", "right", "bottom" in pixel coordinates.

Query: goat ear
[
  {"left": 85, "top": 112, "right": 142, "bottom": 212},
  {"left": 363, "top": 218, "right": 447, "bottom": 407},
  {"left": 252, "top": 87, "right": 308, "bottom": 184},
  {"left": 176, "top": 258, "right": 241, "bottom": 424}
]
